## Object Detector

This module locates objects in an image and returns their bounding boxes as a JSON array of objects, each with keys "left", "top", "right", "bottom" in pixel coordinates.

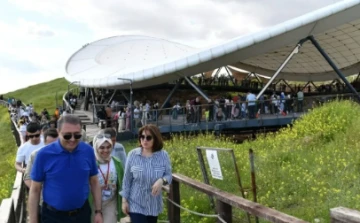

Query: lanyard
[{"left": 98, "top": 162, "right": 110, "bottom": 186}]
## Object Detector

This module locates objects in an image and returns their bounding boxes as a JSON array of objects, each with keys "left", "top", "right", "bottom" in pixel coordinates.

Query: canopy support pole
[
  {"left": 84, "top": 88, "right": 90, "bottom": 111},
  {"left": 159, "top": 78, "right": 184, "bottom": 111},
  {"left": 184, "top": 76, "right": 211, "bottom": 102},
  {"left": 120, "top": 90, "right": 130, "bottom": 102},
  {"left": 107, "top": 90, "right": 117, "bottom": 105},
  {"left": 309, "top": 81, "right": 319, "bottom": 92},
  {"left": 156, "top": 78, "right": 184, "bottom": 119},
  {"left": 224, "top": 66, "right": 236, "bottom": 85},
  {"left": 281, "top": 79, "right": 296, "bottom": 93},
  {"left": 355, "top": 72, "right": 360, "bottom": 82},
  {"left": 308, "top": 35, "right": 360, "bottom": 102},
  {"left": 256, "top": 39, "right": 306, "bottom": 100},
  {"left": 90, "top": 88, "right": 97, "bottom": 116}
]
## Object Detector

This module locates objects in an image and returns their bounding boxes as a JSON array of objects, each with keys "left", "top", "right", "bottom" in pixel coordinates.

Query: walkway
[{"left": 75, "top": 107, "right": 304, "bottom": 140}]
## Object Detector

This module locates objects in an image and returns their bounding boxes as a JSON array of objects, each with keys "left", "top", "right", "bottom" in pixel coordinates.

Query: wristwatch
[
  {"left": 162, "top": 177, "right": 168, "bottom": 185},
  {"left": 95, "top": 210, "right": 102, "bottom": 215}
]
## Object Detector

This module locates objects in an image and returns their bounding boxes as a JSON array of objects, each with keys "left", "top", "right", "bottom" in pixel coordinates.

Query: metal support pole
[
  {"left": 253, "top": 73, "right": 263, "bottom": 84},
  {"left": 159, "top": 78, "right": 183, "bottom": 110},
  {"left": 308, "top": 35, "right": 360, "bottom": 102},
  {"left": 225, "top": 66, "right": 236, "bottom": 85},
  {"left": 184, "top": 76, "right": 210, "bottom": 102},
  {"left": 302, "top": 81, "right": 310, "bottom": 91},
  {"left": 107, "top": 90, "right": 117, "bottom": 105},
  {"left": 214, "top": 67, "right": 222, "bottom": 77},
  {"left": 310, "top": 81, "right": 320, "bottom": 92},
  {"left": 281, "top": 79, "right": 296, "bottom": 93},
  {"left": 256, "top": 40, "right": 305, "bottom": 100},
  {"left": 156, "top": 78, "right": 184, "bottom": 119},
  {"left": 355, "top": 72, "right": 360, "bottom": 82},
  {"left": 84, "top": 88, "right": 90, "bottom": 111},
  {"left": 120, "top": 90, "right": 130, "bottom": 102},
  {"left": 90, "top": 88, "right": 97, "bottom": 115}
]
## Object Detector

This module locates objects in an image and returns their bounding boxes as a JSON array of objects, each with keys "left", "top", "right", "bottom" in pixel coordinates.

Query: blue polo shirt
[{"left": 31, "top": 140, "right": 98, "bottom": 211}]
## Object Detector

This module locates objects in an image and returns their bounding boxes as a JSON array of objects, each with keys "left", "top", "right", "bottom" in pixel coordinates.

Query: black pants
[
  {"left": 130, "top": 213, "right": 158, "bottom": 223},
  {"left": 41, "top": 201, "right": 91, "bottom": 223},
  {"left": 248, "top": 105, "right": 256, "bottom": 119}
]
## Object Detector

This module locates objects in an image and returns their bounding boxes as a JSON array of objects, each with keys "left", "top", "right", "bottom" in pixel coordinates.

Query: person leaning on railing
[{"left": 120, "top": 124, "right": 172, "bottom": 223}]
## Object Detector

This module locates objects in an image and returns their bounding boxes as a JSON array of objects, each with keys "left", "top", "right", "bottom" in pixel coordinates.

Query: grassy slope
[
  {"left": 4, "top": 78, "right": 69, "bottom": 114},
  {"left": 124, "top": 100, "right": 360, "bottom": 223},
  {"left": 0, "top": 106, "right": 17, "bottom": 203}
]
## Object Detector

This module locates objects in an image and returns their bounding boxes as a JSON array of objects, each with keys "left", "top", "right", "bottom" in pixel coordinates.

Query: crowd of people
[
  {"left": 93, "top": 89, "right": 306, "bottom": 132},
  {"left": 5, "top": 99, "right": 172, "bottom": 223}
]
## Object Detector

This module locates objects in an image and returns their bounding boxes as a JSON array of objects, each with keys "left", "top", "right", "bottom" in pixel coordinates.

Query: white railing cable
[{"left": 165, "top": 197, "right": 227, "bottom": 223}]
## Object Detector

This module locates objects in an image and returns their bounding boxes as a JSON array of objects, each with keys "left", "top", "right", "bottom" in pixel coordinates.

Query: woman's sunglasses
[
  {"left": 140, "top": 135, "right": 153, "bottom": 141},
  {"left": 96, "top": 134, "right": 111, "bottom": 139},
  {"left": 28, "top": 134, "right": 40, "bottom": 139},
  {"left": 63, "top": 133, "right": 82, "bottom": 140}
]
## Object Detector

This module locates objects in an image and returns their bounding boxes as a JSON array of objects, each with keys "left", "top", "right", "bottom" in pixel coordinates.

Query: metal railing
[
  {"left": 62, "top": 87, "right": 79, "bottom": 114},
  {"left": 91, "top": 93, "right": 356, "bottom": 134},
  {"left": 0, "top": 100, "right": 27, "bottom": 223}
]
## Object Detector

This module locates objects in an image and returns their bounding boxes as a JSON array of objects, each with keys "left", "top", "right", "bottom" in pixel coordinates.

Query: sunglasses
[
  {"left": 96, "top": 134, "right": 111, "bottom": 139},
  {"left": 62, "top": 133, "right": 82, "bottom": 140},
  {"left": 140, "top": 135, "right": 153, "bottom": 141},
  {"left": 28, "top": 134, "right": 40, "bottom": 139}
]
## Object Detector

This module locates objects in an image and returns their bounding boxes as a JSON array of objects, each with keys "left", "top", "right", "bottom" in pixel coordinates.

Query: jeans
[
  {"left": 129, "top": 212, "right": 158, "bottom": 223},
  {"left": 41, "top": 201, "right": 91, "bottom": 223}
]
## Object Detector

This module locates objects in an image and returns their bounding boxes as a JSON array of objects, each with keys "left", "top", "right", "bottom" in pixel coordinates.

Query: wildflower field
[
  {"left": 125, "top": 100, "right": 360, "bottom": 222},
  {"left": 0, "top": 106, "right": 17, "bottom": 203}
]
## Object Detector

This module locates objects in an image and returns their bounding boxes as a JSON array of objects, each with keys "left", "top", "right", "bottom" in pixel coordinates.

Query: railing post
[
  {"left": 330, "top": 207, "right": 360, "bottom": 223},
  {"left": 216, "top": 199, "right": 232, "bottom": 223},
  {"left": 169, "top": 180, "right": 180, "bottom": 223}
]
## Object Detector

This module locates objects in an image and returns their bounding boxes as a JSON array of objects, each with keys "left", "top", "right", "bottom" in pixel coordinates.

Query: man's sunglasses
[
  {"left": 96, "top": 134, "right": 111, "bottom": 139},
  {"left": 140, "top": 135, "right": 153, "bottom": 141},
  {"left": 28, "top": 134, "right": 40, "bottom": 139},
  {"left": 62, "top": 133, "right": 82, "bottom": 140}
]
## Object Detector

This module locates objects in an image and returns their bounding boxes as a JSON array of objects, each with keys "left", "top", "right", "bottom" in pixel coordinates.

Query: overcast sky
[{"left": 0, "top": 0, "right": 343, "bottom": 94}]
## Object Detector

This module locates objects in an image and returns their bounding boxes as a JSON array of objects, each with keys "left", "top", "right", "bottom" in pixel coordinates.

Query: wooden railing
[
  {"left": 0, "top": 100, "right": 27, "bottom": 223},
  {"left": 164, "top": 173, "right": 360, "bottom": 223}
]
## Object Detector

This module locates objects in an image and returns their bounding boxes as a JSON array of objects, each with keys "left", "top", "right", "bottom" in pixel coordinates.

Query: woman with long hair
[
  {"left": 120, "top": 124, "right": 172, "bottom": 223},
  {"left": 92, "top": 135, "right": 125, "bottom": 223}
]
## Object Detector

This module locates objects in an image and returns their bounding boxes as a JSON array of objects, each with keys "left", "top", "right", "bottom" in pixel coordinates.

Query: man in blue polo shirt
[{"left": 29, "top": 115, "right": 103, "bottom": 223}]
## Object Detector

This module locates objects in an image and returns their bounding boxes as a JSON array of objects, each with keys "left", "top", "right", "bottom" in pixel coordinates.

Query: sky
[{"left": 0, "top": 0, "right": 342, "bottom": 94}]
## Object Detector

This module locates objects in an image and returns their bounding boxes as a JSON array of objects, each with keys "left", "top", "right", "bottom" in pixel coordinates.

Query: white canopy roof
[{"left": 65, "top": 0, "right": 360, "bottom": 89}]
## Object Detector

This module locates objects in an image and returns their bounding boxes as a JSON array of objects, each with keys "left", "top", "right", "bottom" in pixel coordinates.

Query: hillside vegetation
[
  {"left": 0, "top": 106, "right": 17, "bottom": 203},
  {"left": 4, "top": 78, "right": 69, "bottom": 113},
  {"left": 124, "top": 100, "right": 360, "bottom": 222}
]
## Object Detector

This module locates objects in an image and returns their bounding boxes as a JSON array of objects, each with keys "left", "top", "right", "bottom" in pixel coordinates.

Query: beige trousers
[{"left": 102, "top": 197, "right": 117, "bottom": 223}]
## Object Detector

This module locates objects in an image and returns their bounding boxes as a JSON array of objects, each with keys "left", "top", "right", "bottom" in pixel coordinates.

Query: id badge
[{"left": 102, "top": 189, "right": 112, "bottom": 197}]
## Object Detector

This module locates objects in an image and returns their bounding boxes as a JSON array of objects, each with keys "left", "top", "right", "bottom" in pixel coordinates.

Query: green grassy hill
[
  {"left": 0, "top": 106, "right": 17, "bottom": 203},
  {"left": 4, "top": 78, "right": 69, "bottom": 114}
]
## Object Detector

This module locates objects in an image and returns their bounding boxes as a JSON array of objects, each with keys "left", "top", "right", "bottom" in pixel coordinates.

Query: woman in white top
[{"left": 117, "top": 108, "right": 125, "bottom": 132}]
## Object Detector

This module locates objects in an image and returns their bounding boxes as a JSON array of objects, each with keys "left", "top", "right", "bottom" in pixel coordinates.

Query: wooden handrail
[
  {"left": 0, "top": 100, "right": 27, "bottom": 223},
  {"left": 167, "top": 173, "right": 309, "bottom": 223}
]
